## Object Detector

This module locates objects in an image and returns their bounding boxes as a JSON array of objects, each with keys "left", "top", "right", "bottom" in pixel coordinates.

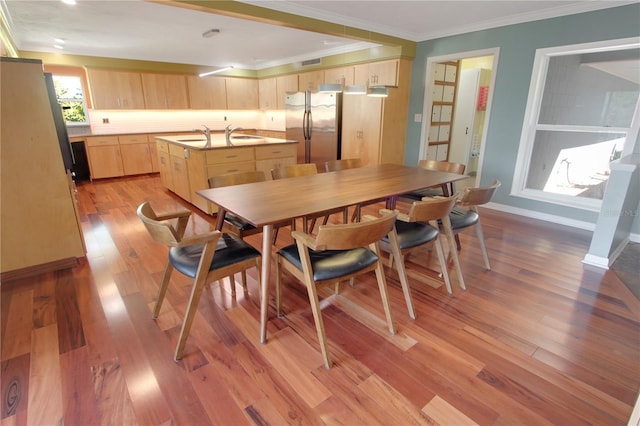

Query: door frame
[{"left": 419, "top": 47, "right": 500, "bottom": 187}]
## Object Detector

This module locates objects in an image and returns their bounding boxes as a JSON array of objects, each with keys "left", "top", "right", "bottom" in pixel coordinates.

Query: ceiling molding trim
[
  {"left": 414, "top": 1, "right": 639, "bottom": 41},
  {"left": 153, "top": 0, "right": 416, "bottom": 58}
]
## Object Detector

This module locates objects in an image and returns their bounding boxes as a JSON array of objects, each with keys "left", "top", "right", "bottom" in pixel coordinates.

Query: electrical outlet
[
  {"left": 224, "top": 116, "right": 227, "bottom": 121},
  {"left": 414, "top": 114, "right": 422, "bottom": 123},
  {"left": 102, "top": 118, "right": 109, "bottom": 124}
]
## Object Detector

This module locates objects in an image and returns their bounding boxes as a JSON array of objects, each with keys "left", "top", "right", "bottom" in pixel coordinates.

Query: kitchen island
[{"left": 156, "top": 134, "right": 298, "bottom": 213}]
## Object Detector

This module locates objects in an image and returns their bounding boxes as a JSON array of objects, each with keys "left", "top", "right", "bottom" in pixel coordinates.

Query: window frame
[{"left": 512, "top": 37, "right": 640, "bottom": 212}]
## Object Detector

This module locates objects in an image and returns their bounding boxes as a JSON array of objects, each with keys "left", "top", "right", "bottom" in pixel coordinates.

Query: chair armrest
[
  {"left": 379, "top": 208, "right": 412, "bottom": 223},
  {"left": 154, "top": 210, "right": 192, "bottom": 221},
  {"left": 291, "top": 230, "right": 321, "bottom": 250},
  {"left": 175, "top": 230, "right": 221, "bottom": 247}
]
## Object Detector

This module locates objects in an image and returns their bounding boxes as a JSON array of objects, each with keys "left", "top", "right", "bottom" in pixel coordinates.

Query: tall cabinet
[
  {"left": 1, "top": 57, "right": 85, "bottom": 280},
  {"left": 341, "top": 59, "right": 412, "bottom": 166}
]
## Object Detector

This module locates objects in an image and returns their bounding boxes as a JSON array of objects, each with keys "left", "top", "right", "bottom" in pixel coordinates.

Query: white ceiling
[{"left": 2, "top": 0, "right": 635, "bottom": 70}]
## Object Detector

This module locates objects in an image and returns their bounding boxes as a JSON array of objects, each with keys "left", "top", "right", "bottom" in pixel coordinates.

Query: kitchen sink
[{"left": 232, "top": 135, "right": 262, "bottom": 140}]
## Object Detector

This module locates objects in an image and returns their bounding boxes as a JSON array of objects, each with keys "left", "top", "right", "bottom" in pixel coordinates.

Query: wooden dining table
[{"left": 197, "top": 163, "right": 467, "bottom": 343}]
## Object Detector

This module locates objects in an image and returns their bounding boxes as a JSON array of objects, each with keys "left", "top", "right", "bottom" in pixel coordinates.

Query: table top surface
[{"left": 197, "top": 163, "right": 466, "bottom": 227}]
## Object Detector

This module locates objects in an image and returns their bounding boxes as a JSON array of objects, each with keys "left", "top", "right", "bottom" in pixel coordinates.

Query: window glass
[
  {"left": 513, "top": 39, "right": 640, "bottom": 210},
  {"left": 52, "top": 75, "right": 88, "bottom": 125}
]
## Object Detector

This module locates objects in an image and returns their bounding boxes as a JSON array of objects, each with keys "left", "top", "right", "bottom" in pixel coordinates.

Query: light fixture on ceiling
[
  {"left": 199, "top": 66, "right": 233, "bottom": 77},
  {"left": 343, "top": 84, "right": 367, "bottom": 95},
  {"left": 367, "top": 86, "right": 389, "bottom": 97},
  {"left": 61, "top": 0, "right": 76, "bottom": 5},
  {"left": 202, "top": 28, "right": 221, "bottom": 38},
  {"left": 317, "top": 83, "right": 343, "bottom": 93}
]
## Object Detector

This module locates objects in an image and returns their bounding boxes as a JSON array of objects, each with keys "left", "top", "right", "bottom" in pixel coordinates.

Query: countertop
[{"left": 155, "top": 134, "right": 297, "bottom": 150}]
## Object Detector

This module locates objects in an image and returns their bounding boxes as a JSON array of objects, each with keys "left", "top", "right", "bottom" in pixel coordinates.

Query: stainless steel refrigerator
[{"left": 285, "top": 91, "right": 342, "bottom": 169}]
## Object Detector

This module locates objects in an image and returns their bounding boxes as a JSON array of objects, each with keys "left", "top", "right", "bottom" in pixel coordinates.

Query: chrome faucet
[
  {"left": 225, "top": 124, "right": 243, "bottom": 146},
  {"left": 194, "top": 124, "right": 211, "bottom": 146}
]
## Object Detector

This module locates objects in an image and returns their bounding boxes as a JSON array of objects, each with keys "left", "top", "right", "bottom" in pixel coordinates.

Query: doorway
[{"left": 420, "top": 48, "right": 499, "bottom": 189}]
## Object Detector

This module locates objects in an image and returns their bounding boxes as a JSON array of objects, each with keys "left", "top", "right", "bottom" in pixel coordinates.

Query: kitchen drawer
[
  {"left": 255, "top": 144, "right": 296, "bottom": 160},
  {"left": 169, "top": 143, "right": 187, "bottom": 157},
  {"left": 206, "top": 147, "right": 254, "bottom": 165},
  {"left": 86, "top": 136, "right": 119, "bottom": 147},
  {"left": 155, "top": 139, "right": 169, "bottom": 153},
  {"left": 207, "top": 161, "right": 255, "bottom": 176},
  {"left": 119, "top": 134, "right": 147, "bottom": 144}
]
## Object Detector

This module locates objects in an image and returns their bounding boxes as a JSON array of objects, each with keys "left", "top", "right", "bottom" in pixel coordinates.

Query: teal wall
[{"left": 405, "top": 3, "right": 640, "bottom": 230}]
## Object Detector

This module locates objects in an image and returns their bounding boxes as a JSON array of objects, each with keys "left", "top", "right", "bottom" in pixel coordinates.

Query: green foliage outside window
[{"left": 53, "top": 75, "right": 88, "bottom": 125}]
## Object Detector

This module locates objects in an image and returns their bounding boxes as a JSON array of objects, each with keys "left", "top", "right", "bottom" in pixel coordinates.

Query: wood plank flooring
[{"left": 1, "top": 173, "right": 639, "bottom": 425}]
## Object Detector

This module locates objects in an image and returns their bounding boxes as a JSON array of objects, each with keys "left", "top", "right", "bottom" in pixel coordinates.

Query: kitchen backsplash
[{"left": 81, "top": 109, "right": 285, "bottom": 135}]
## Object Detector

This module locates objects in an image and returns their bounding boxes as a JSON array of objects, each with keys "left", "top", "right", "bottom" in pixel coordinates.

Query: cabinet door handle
[{"left": 226, "top": 155, "right": 238, "bottom": 159}]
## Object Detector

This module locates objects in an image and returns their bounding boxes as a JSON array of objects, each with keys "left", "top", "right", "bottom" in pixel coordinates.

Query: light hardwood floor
[{"left": 1, "top": 173, "right": 639, "bottom": 425}]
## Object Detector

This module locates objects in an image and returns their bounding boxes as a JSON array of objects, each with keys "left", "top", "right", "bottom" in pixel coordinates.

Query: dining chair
[
  {"left": 324, "top": 158, "right": 388, "bottom": 222},
  {"left": 271, "top": 163, "right": 348, "bottom": 233},
  {"left": 136, "top": 201, "right": 261, "bottom": 360},
  {"left": 448, "top": 179, "right": 501, "bottom": 269},
  {"left": 402, "top": 160, "right": 466, "bottom": 200},
  {"left": 275, "top": 212, "right": 401, "bottom": 369},
  {"left": 379, "top": 196, "right": 465, "bottom": 300}
]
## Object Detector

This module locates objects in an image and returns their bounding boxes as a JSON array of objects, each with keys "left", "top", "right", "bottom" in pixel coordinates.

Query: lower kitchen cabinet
[
  {"left": 255, "top": 144, "right": 297, "bottom": 178},
  {"left": 86, "top": 136, "right": 124, "bottom": 179},
  {"left": 120, "top": 134, "right": 153, "bottom": 175}
]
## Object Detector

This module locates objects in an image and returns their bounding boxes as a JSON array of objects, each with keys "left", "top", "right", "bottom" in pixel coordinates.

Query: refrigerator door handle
[
  {"left": 306, "top": 110, "right": 313, "bottom": 139},
  {"left": 302, "top": 110, "right": 309, "bottom": 140}
]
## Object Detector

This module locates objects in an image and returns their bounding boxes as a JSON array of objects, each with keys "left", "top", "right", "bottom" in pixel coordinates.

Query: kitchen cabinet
[
  {"left": 276, "top": 74, "right": 298, "bottom": 109},
  {"left": 255, "top": 144, "right": 297, "bottom": 179},
  {"left": 342, "top": 59, "right": 412, "bottom": 166},
  {"left": 298, "top": 70, "right": 324, "bottom": 91},
  {"left": 141, "top": 73, "right": 189, "bottom": 109},
  {"left": 86, "top": 68, "right": 145, "bottom": 109},
  {"left": 1, "top": 57, "right": 85, "bottom": 279},
  {"left": 324, "top": 66, "right": 354, "bottom": 86},
  {"left": 187, "top": 75, "right": 227, "bottom": 109},
  {"left": 86, "top": 136, "right": 124, "bottom": 178},
  {"left": 354, "top": 59, "right": 399, "bottom": 87},
  {"left": 157, "top": 137, "right": 297, "bottom": 213},
  {"left": 156, "top": 140, "right": 172, "bottom": 189},
  {"left": 119, "top": 134, "right": 153, "bottom": 175},
  {"left": 148, "top": 138, "right": 160, "bottom": 172},
  {"left": 169, "top": 144, "right": 191, "bottom": 202},
  {"left": 225, "top": 77, "right": 259, "bottom": 109},
  {"left": 258, "top": 77, "right": 277, "bottom": 110}
]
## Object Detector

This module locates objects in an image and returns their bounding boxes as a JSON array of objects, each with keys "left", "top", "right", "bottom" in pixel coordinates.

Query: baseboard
[
  {"left": 483, "top": 202, "right": 596, "bottom": 231},
  {"left": 0, "top": 257, "right": 81, "bottom": 284},
  {"left": 582, "top": 253, "right": 611, "bottom": 269}
]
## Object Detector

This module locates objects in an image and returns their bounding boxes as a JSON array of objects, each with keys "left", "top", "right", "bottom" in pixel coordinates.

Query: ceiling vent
[{"left": 301, "top": 58, "right": 321, "bottom": 67}]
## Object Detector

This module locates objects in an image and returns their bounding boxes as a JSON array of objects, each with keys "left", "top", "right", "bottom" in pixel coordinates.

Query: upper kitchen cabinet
[
  {"left": 258, "top": 77, "right": 277, "bottom": 110},
  {"left": 86, "top": 68, "right": 145, "bottom": 109},
  {"left": 225, "top": 77, "right": 259, "bottom": 109},
  {"left": 354, "top": 59, "right": 400, "bottom": 87},
  {"left": 276, "top": 74, "right": 298, "bottom": 109},
  {"left": 141, "top": 73, "right": 189, "bottom": 109},
  {"left": 298, "top": 70, "right": 324, "bottom": 91},
  {"left": 324, "top": 66, "right": 354, "bottom": 86},
  {"left": 187, "top": 75, "right": 227, "bottom": 109},
  {"left": 342, "top": 59, "right": 412, "bottom": 166}
]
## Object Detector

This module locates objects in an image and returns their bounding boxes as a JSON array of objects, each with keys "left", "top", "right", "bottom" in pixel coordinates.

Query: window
[
  {"left": 52, "top": 74, "right": 89, "bottom": 125},
  {"left": 513, "top": 38, "right": 640, "bottom": 211}
]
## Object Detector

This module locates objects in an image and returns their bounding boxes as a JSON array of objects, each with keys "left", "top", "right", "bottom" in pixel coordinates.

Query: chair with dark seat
[
  {"left": 208, "top": 170, "right": 290, "bottom": 249},
  {"left": 137, "top": 201, "right": 261, "bottom": 360},
  {"left": 402, "top": 160, "right": 466, "bottom": 200},
  {"left": 275, "top": 212, "right": 402, "bottom": 369},
  {"left": 324, "top": 158, "right": 388, "bottom": 222},
  {"left": 271, "top": 163, "right": 348, "bottom": 232},
  {"left": 379, "top": 196, "right": 465, "bottom": 301},
  {"left": 448, "top": 179, "right": 501, "bottom": 269}
]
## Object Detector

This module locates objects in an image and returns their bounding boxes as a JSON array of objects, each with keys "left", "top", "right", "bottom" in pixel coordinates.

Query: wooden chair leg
[
  {"left": 455, "top": 234, "right": 462, "bottom": 250},
  {"left": 475, "top": 221, "right": 491, "bottom": 270},
  {"left": 305, "top": 280, "right": 332, "bottom": 369},
  {"left": 229, "top": 275, "right": 236, "bottom": 296},
  {"left": 174, "top": 273, "right": 208, "bottom": 361},
  {"left": 153, "top": 261, "right": 174, "bottom": 319},
  {"left": 373, "top": 254, "right": 396, "bottom": 335},
  {"left": 275, "top": 257, "right": 283, "bottom": 317},
  {"left": 433, "top": 237, "right": 453, "bottom": 295}
]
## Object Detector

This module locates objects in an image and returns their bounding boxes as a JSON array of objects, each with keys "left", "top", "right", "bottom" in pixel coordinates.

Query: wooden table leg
[
  {"left": 214, "top": 207, "right": 226, "bottom": 231},
  {"left": 260, "top": 224, "right": 273, "bottom": 344}
]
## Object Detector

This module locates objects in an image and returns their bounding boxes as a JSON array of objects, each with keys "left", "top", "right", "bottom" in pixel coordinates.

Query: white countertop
[{"left": 155, "top": 134, "right": 297, "bottom": 150}]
